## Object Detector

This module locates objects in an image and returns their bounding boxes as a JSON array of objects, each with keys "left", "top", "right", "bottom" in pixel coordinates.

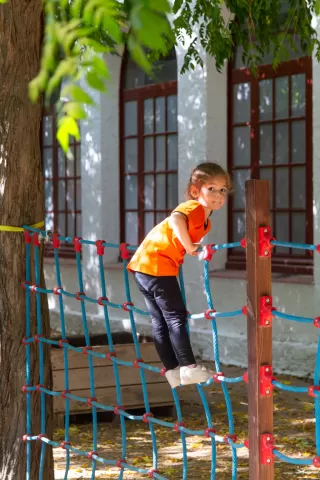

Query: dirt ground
[{"left": 53, "top": 364, "right": 320, "bottom": 479}]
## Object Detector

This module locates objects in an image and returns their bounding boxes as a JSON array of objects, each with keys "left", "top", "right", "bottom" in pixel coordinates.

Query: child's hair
[{"left": 185, "top": 162, "right": 232, "bottom": 200}]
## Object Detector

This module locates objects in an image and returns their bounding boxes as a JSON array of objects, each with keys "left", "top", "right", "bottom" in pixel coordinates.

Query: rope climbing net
[{"left": 21, "top": 225, "right": 320, "bottom": 480}]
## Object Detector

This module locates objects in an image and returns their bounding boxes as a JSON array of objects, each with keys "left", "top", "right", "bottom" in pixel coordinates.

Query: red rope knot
[
  {"left": 224, "top": 434, "right": 237, "bottom": 445},
  {"left": 213, "top": 372, "right": 224, "bottom": 384},
  {"left": 22, "top": 337, "right": 31, "bottom": 345},
  {"left": 244, "top": 439, "right": 249, "bottom": 449},
  {"left": 21, "top": 280, "right": 31, "bottom": 290},
  {"left": 58, "top": 338, "right": 69, "bottom": 348},
  {"left": 52, "top": 233, "right": 61, "bottom": 249},
  {"left": 75, "top": 291, "right": 86, "bottom": 301},
  {"left": 160, "top": 367, "right": 166, "bottom": 377},
  {"left": 82, "top": 346, "right": 93, "bottom": 355},
  {"left": 33, "top": 234, "right": 40, "bottom": 247},
  {"left": 314, "top": 317, "right": 320, "bottom": 328},
  {"left": 116, "top": 458, "right": 126, "bottom": 468},
  {"left": 106, "top": 351, "right": 117, "bottom": 361},
  {"left": 242, "top": 371, "right": 249, "bottom": 383},
  {"left": 174, "top": 422, "right": 185, "bottom": 433},
  {"left": 133, "top": 358, "right": 144, "bottom": 368},
  {"left": 22, "top": 434, "right": 30, "bottom": 442},
  {"left": 95, "top": 239, "right": 106, "bottom": 256},
  {"left": 204, "top": 427, "right": 216, "bottom": 438},
  {"left": 61, "top": 390, "right": 71, "bottom": 398},
  {"left": 37, "top": 433, "right": 46, "bottom": 441},
  {"left": 114, "top": 405, "right": 124, "bottom": 415},
  {"left": 148, "top": 468, "right": 159, "bottom": 478},
  {"left": 316, "top": 244, "right": 320, "bottom": 253},
  {"left": 24, "top": 230, "right": 32, "bottom": 244},
  {"left": 87, "top": 397, "right": 97, "bottom": 406},
  {"left": 143, "top": 412, "right": 154, "bottom": 423},
  {"left": 119, "top": 242, "right": 130, "bottom": 260},
  {"left": 98, "top": 296, "right": 109, "bottom": 306},
  {"left": 54, "top": 286, "right": 62, "bottom": 296},
  {"left": 36, "top": 384, "right": 45, "bottom": 392},
  {"left": 202, "top": 244, "right": 215, "bottom": 261},
  {"left": 73, "top": 236, "right": 82, "bottom": 253},
  {"left": 34, "top": 334, "right": 44, "bottom": 343},
  {"left": 31, "top": 284, "right": 39, "bottom": 293},
  {"left": 122, "top": 301, "right": 134, "bottom": 312},
  {"left": 22, "top": 385, "right": 30, "bottom": 393},
  {"left": 88, "top": 451, "right": 98, "bottom": 460},
  {"left": 242, "top": 306, "right": 247, "bottom": 315},
  {"left": 204, "top": 309, "right": 216, "bottom": 320},
  {"left": 240, "top": 238, "right": 247, "bottom": 248},
  {"left": 308, "top": 385, "right": 320, "bottom": 398},
  {"left": 313, "top": 457, "right": 320, "bottom": 468},
  {"left": 61, "top": 441, "right": 71, "bottom": 450}
]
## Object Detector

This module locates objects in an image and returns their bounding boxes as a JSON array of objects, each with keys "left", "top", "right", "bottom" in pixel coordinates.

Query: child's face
[{"left": 191, "top": 175, "right": 228, "bottom": 212}]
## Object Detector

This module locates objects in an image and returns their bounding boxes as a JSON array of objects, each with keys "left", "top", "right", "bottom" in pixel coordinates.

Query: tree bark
[{"left": 0, "top": 1, "right": 54, "bottom": 479}]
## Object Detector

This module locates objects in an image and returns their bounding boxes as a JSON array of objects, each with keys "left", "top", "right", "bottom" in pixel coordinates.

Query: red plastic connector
[
  {"left": 114, "top": 405, "right": 124, "bottom": 415},
  {"left": 31, "top": 284, "right": 39, "bottom": 293},
  {"left": 37, "top": 433, "right": 46, "bottom": 441},
  {"left": 119, "top": 242, "right": 130, "bottom": 260},
  {"left": 242, "top": 305, "right": 248, "bottom": 315},
  {"left": 308, "top": 385, "right": 320, "bottom": 398},
  {"left": 36, "top": 384, "right": 45, "bottom": 392},
  {"left": 314, "top": 317, "right": 320, "bottom": 328},
  {"left": 34, "top": 334, "right": 44, "bottom": 343},
  {"left": 260, "top": 434, "right": 274, "bottom": 465},
  {"left": 117, "top": 458, "right": 126, "bottom": 468},
  {"left": 148, "top": 468, "right": 159, "bottom": 478},
  {"left": 22, "top": 434, "right": 30, "bottom": 442},
  {"left": 122, "top": 301, "right": 133, "bottom": 312},
  {"left": 160, "top": 367, "right": 166, "bottom": 377},
  {"left": 260, "top": 296, "right": 273, "bottom": 327},
  {"left": 240, "top": 238, "right": 247, "bottom": 248},
  {"left": 58, "top": 338, "right": 69, "bottom": 348},
  {"left": 204, "top": 427, "right": 216, "bottom": 438},
  {"left": 82, "top": 346, "right": 93, "bottom": 355},
  {"left": 95, "top": 239, "right": 106, "bottom": 256},
  {"left": 243, "top": 371, "right": 249, "bottom": 384},
  {"left": 21, "top": 280, "right": 31, "bottom": 290},
  {"left": 33, "top": 234, "right": 40, "bottom": 247},
  {"left": 61, "top": 390, "right": 71, "bottom": 398},
  {"left": 22, "top": 385, "right": 29, "bottom": 393},
  {"left": 204, "top": 309, "right": 216, "bottom": 320},
  {"left": 316, "top": 244, "right": 320, "bottom": 253},
  {"left": 202, "top": 244, "right": 215, "bottom": 261},
  {"left": 133, "top": 358, "right": 144, "bottom": 368},
  {"left": 87, "top": 397, "right": 97, "bottom": 406},
  {"left": 88, "top": 451, "right": 98, "bottom": 459},
  {"left": 75, "top": 291, "right": 85, "bottom": 301},
  {"left": 143, "top": 413, "right": 154, "bottom": 423},
  {"left": 106, "top": 351, "right": 117, "bottom": 361},
  {"left": 22, "top": 337, "right": 31, "bottom": 346},
  {"left": 259, "top": 227, "right": 275, "bottom": 257},
  {"left": 244, "top": 439, "right": 249, "bottom": 449},
  {"left": 61, "top": 441, "right": 71, "bottom": 449},
  {"left": 213, "top": 372, "right": 224, "bottom": 383},
  {"left": 224, "top": 434, "right": 237, "bottom": 445},
  {"left": 260, "top": 366, "right": 274, "bottom": 396},
  {"left": 73, "top": 236, "right": 82, "bottom": 253},
  {"left": 52, "top": 233, "right": 61, "bottom": 249},
  {"left": 313, "top": 456, "right": 320, "bottom": 468},
  {"left": 53, "top": 286, "right": 62, "bottom": 296},
  {"left": 24, "top": 230, "right": 32, "bottom": 244},
  {"left": 174, "top": 422, "right": 185, "bottom": 432},
  {"left": 98, "top": 296, "right": 109, "bottom": 306}
]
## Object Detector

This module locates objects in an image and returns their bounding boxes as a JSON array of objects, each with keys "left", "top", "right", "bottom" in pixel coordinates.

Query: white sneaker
[
  {"left": 165, "top": 368, "right": 181, "bottom": 389},
  {"left": 180, "top": 364, "right": 214, "bottom": 385}
]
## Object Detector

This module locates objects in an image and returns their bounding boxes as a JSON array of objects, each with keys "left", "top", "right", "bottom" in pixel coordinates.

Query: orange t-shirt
[{"left": 127, "top": 200, "right": 211, "bottom": 276}]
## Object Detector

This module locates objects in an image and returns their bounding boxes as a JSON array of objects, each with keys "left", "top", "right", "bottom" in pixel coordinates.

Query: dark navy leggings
[{"left": 133, "top": 272, "right": 196, "bottom": 370}]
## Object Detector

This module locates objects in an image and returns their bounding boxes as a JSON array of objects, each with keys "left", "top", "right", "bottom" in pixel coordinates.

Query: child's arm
[{"left": 170, "top": 213, "right": 200, "bottom": 255}]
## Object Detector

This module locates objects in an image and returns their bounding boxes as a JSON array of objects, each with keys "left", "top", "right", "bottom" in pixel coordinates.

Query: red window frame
[
  {"left": 227, "top": 56, "right": 313, "bottom": 274},
  {"left": 119, "top": 55, "right": 178, "bottom": 245}
]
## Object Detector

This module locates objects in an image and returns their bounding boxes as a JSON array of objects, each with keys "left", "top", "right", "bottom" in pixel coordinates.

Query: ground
[{"left": 53, "top": 365, "right": 319, "bottom": 479}]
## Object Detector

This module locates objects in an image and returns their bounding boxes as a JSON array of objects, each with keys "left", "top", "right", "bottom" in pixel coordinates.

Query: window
[
  {"left": 228, "top": 51, "right": 312, "bottom": 274},
  {"left": 42, "top": 107, "right": 81, "bottom": 256},
  {"left": 120, "top": 49, "right": 178, "bottom": 245}
]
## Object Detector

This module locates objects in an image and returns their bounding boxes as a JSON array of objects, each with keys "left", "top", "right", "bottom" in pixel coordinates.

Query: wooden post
[{"left": 246, "top": 180, "right": 274, "bottom": 480}]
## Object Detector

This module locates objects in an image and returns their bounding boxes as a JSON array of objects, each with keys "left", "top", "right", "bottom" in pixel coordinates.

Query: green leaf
[
  {"left": 63, "top": 102, "right": 86, "bottom": 120},
  {"left": 71, "top": 0, "right": 84, "bottom": 17},
  {"left": 78, "top": 38, "right": 109, "bottom": 53},
  {"left": 86, "top": 71, "right": 106, "bottom": 92},
  {"left": 148, "top": 0, "right": 171, "bottom": 13},
  {"left": 91, "top": 56, "right": 109, "bottom": 77},
  {"left": 315, "top": 0, "right": 320, "bottom": 15},
  {"left": 57, "top": 116, "right": 80, "bottom": 152},
  {"left": 63, "top": 84, "right": 95, "bottom": 105},
  {"left": 127, "top": 36, "right": 151, "bottom": 73},
  {"left": 131, "top": 7, "right": 171, "bottom": 50},
  {"left": 103, "top": 16, "right": 122, "bottom": 43}
]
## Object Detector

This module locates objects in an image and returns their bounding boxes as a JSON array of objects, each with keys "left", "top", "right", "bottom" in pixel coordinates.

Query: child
[{"left": 127, "top": 163, "right": 232, "bottom": 388}]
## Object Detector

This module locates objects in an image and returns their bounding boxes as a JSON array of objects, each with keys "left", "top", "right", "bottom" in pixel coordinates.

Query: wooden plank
[
  {"left": 53, "top": 362, "right": 166, "bottom": 392},
  {"left": 246, "top": 180, "right": 273, "bottom": 480},
  {"left": 51, "top": 343, "right": 159, "bottom": 370},
  {"left": 53, "top": 383, "right": 174, "bottom": 414}
]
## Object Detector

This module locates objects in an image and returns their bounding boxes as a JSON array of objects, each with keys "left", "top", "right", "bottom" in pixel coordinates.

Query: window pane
[
  {"left": 42, "top": 116, "right": 53, "bottom": 146},
  {"left": 291, "top": 74, "right": 306, "bottom": 116},
  {"left": 76, "top": 145, "right": 81, "bottom": 176},
  {"left": 144, "top": 212, "right": 154, "bottom": 236},
  {"left": 45, "top": 180, "right": 53, "bottom": 211},
  {"left": 233, "top": 126, "right": 250, "bottom": 166},
  {"left": 292, "top": 166, "right": 306, "bottom": 209},
  {"left": 125, "top": 212, "right": 138, "bottom": 245},
  {"left": 259, "top": 79, "right": 273, "bottom": 121},
  {"left": 67, "top": 180, "right": 75, "bottom": 211},
  {"left": 58, "top": 149, "right": 65, "bottom": 177},
  {"left": 233, "top": 169, "right": 250, "bottom": 209},
  {"left": 58, "top": 213, "right": 65, "bottom": 237},
  {"left": 292, "top": 213, "right": 306, "bottom": 255},
  {"left": 275, "top": 168, "right": 289, "bottom": 208},
  {"left": 292, "top": 120, "right": 306, "bottom": 164},
  {"left": 156, "top": 174, "right": 166, "bottom": 209},
  {"left": 233, "top": 83, "right": 251, "bottom": 123},
  {"left": 167, "top": 174, "right": 178, "bottom": 209},
  {"left": 167, "top": 95, "right": 177, "bottom": 131},
  {"left": 124, "top": 138, "right": 138, "bottom": 173},
  {"left": 275, "top": 122, "right": 289, "bottom": 164},
  {"left": 58, "top": 180, "right": 65, "bottom": 211},
  {"left": 124, "top": 101, "right": 137, "bottom": 136},
  {"left": 45, "top": 212, "right": 54, "bottom": 231},
  {"left": 76, "top": 179, "right": 81, "bottom": 211},
  {"left": 167, "top": 135, "right": 178, "bottom": 170},
  {"left": 67, "top": 213, "right": 75, "bottom": 238},
  {"left": 67, "top": 151, "right": 75, "bottom": 176},
  {"left": 233, "top": 213, "right": 246, "bottom": 249},
  {"left": 144, "top": 137, "right": 154, "bottom": 171},
  {"left": 124, "top": 49, "right": 177, "bottom": 89},
  {"left": 155, "top": 97, "right": 165, "bottom": 132},
  {"left": 275, "top": 213, "right": 289, "bottom": 253},
  {"left": 156, "top": 212, "right": 166, "bottom": 224},
  {"left": 144, "top": 99, "right": 154, "bottom": 134},
  {"left": 43, "top": 149, "right": 53, "bottom": 178},
  {"left": 144, "top": 175, "right": 154, "bottom": 210},
  {"left": 76, "top": 213, "right": 81, "bottom": 236},
  {"left": 156, "top": 136, "right": 166, "bottom": 171},
  {"left": 124, "top": 175, "right": 138, "bottom": 209},
  {"left": 260, "top": 168, "right": 273, "bottom": 208},
  {"left": 259, "top": 124, "right": 273, "bottom": 165},
  {"left": 275, "top": 77, "right": 289, "bottom": 119}
]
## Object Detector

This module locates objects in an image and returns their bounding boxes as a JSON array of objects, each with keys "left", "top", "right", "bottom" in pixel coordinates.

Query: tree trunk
[{"left": 0, "top": 1, "right": 54, "bottom": 479}]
